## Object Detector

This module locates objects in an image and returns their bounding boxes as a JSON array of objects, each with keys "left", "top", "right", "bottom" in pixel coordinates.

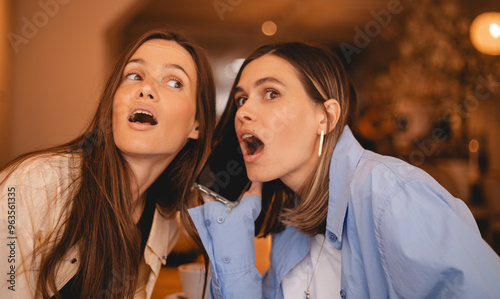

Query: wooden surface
[{"left": 151, "top": 267, "right": 183, "bottom": 299}]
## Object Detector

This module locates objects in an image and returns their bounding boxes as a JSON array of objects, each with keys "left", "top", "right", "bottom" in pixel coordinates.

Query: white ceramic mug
[{"left": 178, "top": 262, "right": 210, "bottom": 299}]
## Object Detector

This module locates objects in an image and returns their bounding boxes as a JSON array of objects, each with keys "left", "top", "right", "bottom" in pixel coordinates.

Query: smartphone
[{"left": 196, "top": 121, "right": 249, "bottom": 202}]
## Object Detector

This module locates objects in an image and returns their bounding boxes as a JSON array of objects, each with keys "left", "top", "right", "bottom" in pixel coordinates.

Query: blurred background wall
[
  {"left": 3, "top": 0, "right": 148, "bottom": 166},
  {"left": 0, "top": 0, "right": 12, "bottom": 165},
  {"left": 2, "top": 0, "right": 500, "bottom": 249}
]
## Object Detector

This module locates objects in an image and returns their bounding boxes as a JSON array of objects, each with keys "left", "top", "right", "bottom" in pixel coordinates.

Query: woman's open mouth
[
  {"left": 128, "top": 110, "right": 158, "bottom": 126},
  {"left": 241, "top": 133, "right": 264, "bottom": 156}
]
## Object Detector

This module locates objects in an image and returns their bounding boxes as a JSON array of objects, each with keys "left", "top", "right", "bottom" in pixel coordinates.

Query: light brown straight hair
[{"left": 1, "top": 29, "right": 216, "bottom": 298}]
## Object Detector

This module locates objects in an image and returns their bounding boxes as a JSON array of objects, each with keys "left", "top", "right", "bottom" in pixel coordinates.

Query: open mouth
[
  {"left": 242, "top": 133, "right": 264, "bottom": 155},
  {"left": 128, "top": 110, "right": 158, "bottom": 126}
]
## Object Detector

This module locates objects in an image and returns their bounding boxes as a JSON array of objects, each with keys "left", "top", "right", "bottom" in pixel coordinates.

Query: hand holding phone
[
  {"left": 193, "top": 182, "right": 241, "bottom": 212},
  {"left": 243, "top": 182, "right": 263, "bottom": 198},
  {"left": 196, "top": 117, "right": 249, "bottom": 202}
]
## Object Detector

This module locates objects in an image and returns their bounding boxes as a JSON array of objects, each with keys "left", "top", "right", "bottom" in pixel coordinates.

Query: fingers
[
  {"left": 243, "top": 181, "right": 263, "bottom": 198},
  {"left": 197, "top": 182, "right": 262, "bottom": 205},
  {"left": 200, "top": 191, "right": 216, "bottom": 203}
]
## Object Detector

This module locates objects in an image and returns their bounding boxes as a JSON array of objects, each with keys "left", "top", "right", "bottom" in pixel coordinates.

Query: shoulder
[
  {"left": 348, "top": 150, "right": 475, "bottom": 229},
  {"left": 350, "top": 151, "right": 479, "bottom": 245},
  {"left": 352, "top": 150, "right": 452, "bottom": 201},
  {"left": 2, "top": 153, "right": 80, "bottom": 184},
  {"left": 357, "top": 151, "right": 429, "bottom": 185},
  {"left": 1, "top": 152, "right": 81, "bottom": 218}
]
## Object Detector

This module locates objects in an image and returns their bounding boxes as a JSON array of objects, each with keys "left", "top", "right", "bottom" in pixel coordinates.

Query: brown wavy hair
[
  {"left": 1, "top": 29, "right": 215, "bottom": 298},
  {"left": 215, "top": 42, "right": 357, "bottom": 236}
]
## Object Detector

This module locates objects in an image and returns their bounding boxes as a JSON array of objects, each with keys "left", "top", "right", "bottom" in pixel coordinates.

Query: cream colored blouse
[{"left": 0, "top": 153, "right": 179, "bottom": 298}]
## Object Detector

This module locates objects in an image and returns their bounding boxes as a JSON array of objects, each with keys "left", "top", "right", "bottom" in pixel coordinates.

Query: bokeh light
[
  {"left": 262, "top": 21, "right": 277, "bottom": 36},
  {"left": 470, "top": 12, "right": 500, "bottom": 55}
]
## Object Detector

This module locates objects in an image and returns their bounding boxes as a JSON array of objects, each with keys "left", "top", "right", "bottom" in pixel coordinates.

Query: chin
[
  {"left": 116, "top": 140, "right": 169, "bottom": 158},
  {"left": 246, "top": 170, "right": 276, "bottom": 184}
]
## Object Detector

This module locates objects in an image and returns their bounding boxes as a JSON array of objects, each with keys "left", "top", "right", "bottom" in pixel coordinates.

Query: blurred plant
[{"left": 369, "top": 0, "right": 500, "bottom": 159}]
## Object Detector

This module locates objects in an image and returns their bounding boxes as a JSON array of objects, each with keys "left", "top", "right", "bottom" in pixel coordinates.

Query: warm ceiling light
[
  {"left": 490, "top": 23, "right": 500, "bottom": 38},
  {"left": 470, "top": 12, "right": 500, "bottom": 55},
  {"left": 262, "top": 21, "right": 277, "bottom": 36}
]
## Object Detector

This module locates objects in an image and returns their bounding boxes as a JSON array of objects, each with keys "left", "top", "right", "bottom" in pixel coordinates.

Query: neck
[
  {"left": 124, "top": 154, "right": 174, "bottom": 221},
  {"left": 280, "top": 153, "right": 320, "bottom": 193},
  {"left": 127, "top": 155, "right": 173, "bottom": 199}
]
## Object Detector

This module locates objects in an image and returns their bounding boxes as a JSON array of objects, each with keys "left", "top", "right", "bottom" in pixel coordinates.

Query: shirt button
[
  {"left": 340, "top": 289, "right": 346, "bottom": 298},
  {"left": 328, "top": 232, "right": 337, "bottom": 241},
  {"left": 223, "top": 256, "right": 231, "bottom": 263},
  {"left": 205, "top": 219, "right": 211, "bottom": 226},
  {"left": 162, "top": 255, "right": 168, "bottom": 261},
  {"left": 217, "top": 216, "right": 224, "bottom": 224}
]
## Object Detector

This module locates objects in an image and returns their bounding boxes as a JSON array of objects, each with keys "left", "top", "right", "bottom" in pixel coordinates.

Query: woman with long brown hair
[
  {"left": 0, "top": 29, "right": 215, "bottom": 298},
  {"left": 189, "top": 42, "right": 500, "bottom": 298}
]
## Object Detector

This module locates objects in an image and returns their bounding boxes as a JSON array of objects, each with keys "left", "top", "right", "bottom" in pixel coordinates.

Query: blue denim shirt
[{"left": 189, "top": 126, "right": 500, "bottom": 298}]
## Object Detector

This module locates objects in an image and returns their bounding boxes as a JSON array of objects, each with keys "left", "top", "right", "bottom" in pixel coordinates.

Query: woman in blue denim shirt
[{"left": 189, "top": 42, "right": 500, "bottom": 298}]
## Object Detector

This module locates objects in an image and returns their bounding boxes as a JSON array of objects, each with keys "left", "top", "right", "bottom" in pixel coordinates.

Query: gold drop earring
[{"left": 318, "top": 130, "right": 324, "bottom": 157}]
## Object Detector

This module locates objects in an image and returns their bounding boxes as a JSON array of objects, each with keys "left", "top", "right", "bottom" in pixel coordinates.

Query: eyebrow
[
  {"left": 234, "top": 76, "right": 286, "bottom": 94},
  {"left": 254, "top": 77, "right": 285, "bottom": 88},
  {"left": 126, "top": 58, "right": 191, "bottom": 80}
]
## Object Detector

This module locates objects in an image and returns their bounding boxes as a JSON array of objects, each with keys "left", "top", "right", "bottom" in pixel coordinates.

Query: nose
[
  {"left": 136, "top": 81, "right": 158, "bottom": 101},
  {"left": 235, "top": 100, "right": 255, "bottom": 123}
]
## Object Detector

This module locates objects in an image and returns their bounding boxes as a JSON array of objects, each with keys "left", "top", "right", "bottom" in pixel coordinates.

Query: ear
[
  {"left": 317, "top": 99, "right": 341, "bottom": 135},
  {"left": 188, "top": 121, "right": 200, "bottom": 140}
]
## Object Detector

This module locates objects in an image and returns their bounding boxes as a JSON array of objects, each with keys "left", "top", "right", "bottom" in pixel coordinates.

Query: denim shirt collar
[
  {"left": 326, "top": 126, "right": 364, "bottom": 249},
  {"left": 269, "top": 126, "right": 364, "bottom": 288}
]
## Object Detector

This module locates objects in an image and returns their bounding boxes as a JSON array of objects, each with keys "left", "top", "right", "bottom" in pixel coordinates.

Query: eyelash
[
  {"left": 125, "top": 72, "right": 142, "bottom": 81},
  {"left": 234, "top": 89, "right": 280, "bottom": 108},
  {"left": 165, "top": 77, "right": 183, "bottom": 89},
  {"left": 234, "top": 96, "right": 247, "bottom": 107},
  {"left": 124, "top": 72, "right": 184, "bottom": 89},
  {"left": 264, "top": 89, "right": 280, "bottom": 100}
]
